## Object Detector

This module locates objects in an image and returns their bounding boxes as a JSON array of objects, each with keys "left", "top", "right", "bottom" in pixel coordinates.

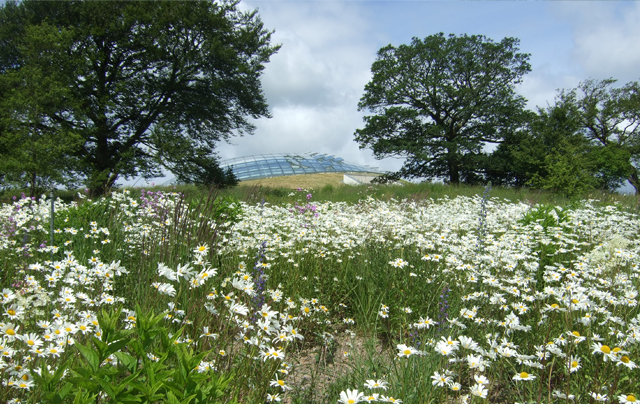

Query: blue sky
[{"left": 110, "top": 1, "right": 640, "bottom": 189}]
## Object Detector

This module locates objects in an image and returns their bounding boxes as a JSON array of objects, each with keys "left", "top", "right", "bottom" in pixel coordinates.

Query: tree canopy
[
  {"left": 0, "top": 0, "right": 278, "bottom": 195},
  {"left": 355, "top": 33, "right": 531, "bottom": 184},
  {"left": 488, "top": 78, "right": 640, "bottom": 195}
]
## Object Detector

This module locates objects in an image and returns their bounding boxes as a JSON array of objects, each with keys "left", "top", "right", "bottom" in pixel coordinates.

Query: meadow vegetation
[{"left": 0, "top": 182, "right": 639, "bottom": 403}]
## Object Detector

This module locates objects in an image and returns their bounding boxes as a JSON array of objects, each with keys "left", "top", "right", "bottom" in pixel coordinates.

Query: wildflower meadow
[{"left": 0, "top": 185, "right": 639, "bottom": 403}]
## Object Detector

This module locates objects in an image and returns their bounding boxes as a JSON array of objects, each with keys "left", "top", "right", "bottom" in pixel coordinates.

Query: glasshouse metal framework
[{"left": 219, "top": 153, "right": 380, "bottom": 181}]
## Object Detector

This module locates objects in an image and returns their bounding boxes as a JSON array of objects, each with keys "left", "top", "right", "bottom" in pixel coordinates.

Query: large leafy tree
[
  {"left": 0, "top": 20, "right": 83, "bottom": 197},
  {"left": 355, "top": 33, "right": 531, "bottom": 184},
  {"left": 0, "top": 0, "right": 279, "bottom": 194},
  {"left": 487, "top": 94, "right": 600, "bottom": 196},
  {"left": 567, "top": 78, "right": 640, "bottom": 194}
]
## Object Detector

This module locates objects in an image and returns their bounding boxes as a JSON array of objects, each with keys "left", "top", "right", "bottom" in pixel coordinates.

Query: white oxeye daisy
[
  {"left": 364, "top": 379, "right": 388, "bottom": 390},
  {"left": 568, "top": 356, "right": 581, "bottom": 373},
  {"left": 618, "top": 394, "right": 637, "bottom": 403},
  {"left": 513, "top": 371, "right": 535, "bottom": 381},
  {"left": 194, "top": 245, "right": 208, "bottom": 254},
  {"left": 431, "top": 371, "right": 452, "bottom": 387},
  {"left": 269, "top": 375, "right": 291, "bottom": 391},
  {"left": 338, "top": 389, "right": 364, "bottom": 404},
  {"left": 397, "top": 344, "right": 418, "bottom": 358}
]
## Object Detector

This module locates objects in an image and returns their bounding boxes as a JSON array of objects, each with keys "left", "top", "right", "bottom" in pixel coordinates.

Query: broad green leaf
[{"left": 74, "top": 343, "right": 100, "bottom": 372}]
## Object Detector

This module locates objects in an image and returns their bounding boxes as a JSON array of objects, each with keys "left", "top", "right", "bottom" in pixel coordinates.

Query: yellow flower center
[
  {"left": 6, "top": 329, "right": 15, "bottom": 336},
  {"left": 404, "top": 349, "right": 411, "bottom": 355},
  {"left": 600, "top": 345, "right": 611, "bottom": 354},
  {"left": 278, "top": 380, "right": 284, "bottom": 386},
  {"left": 627, "top": 395, "right": 636, "bottom": 402},
  {"left": 348, "top": 400, "right": 355, "bottom": 404},
  {"left": 551, "top": 304, "right": 559, "bottom": 309},
  {"left": 613, "top": 347, "right": 622, "bottom": 353},
  {"left": 571, "top": 361, "right": 578, "bottom": 368},
  {"left": 572, "top": 331, "right": 580, "bottom": 337},
  {"left": 571, "top": 299, "right": 579, "bottom": 304},
  {"left": 27, "top": 340, "right": 34, "bottom": 346},
  {"left": 621, "top": 356, "right": 630, "bottom": 363},
  {"left": 7, "top": 310, "right": 16, "bottom": 316},
  {"left": 519, "top": 372, "right": 529, "bottom": 379}
]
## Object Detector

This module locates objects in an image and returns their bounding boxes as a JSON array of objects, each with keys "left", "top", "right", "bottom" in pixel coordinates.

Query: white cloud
[
  {"left": 553, "top": 2, "right": 640, "bottom": 84},
  {"left": 119, "top": 1, "right": 640, "bottom": 187},
  {"left": 216, "top": 1, "right": 404, "bottom": 173}
]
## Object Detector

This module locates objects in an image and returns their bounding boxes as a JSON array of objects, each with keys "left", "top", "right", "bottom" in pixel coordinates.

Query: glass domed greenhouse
[{"left": 219, "top": 153, "right": 381, "bottom": 181}]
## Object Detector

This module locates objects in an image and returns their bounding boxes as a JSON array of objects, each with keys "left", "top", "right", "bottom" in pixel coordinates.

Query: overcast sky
[{"left": 140, "top": 0, "right": 640, "bottom": 188}]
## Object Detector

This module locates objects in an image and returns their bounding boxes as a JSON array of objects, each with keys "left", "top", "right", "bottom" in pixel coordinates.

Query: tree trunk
[
  {"left": 447, "top": 142, "right": 460, "bottom": 185},
  {"left": 629, "top": 169, "right": 640, "bottom": 195}
]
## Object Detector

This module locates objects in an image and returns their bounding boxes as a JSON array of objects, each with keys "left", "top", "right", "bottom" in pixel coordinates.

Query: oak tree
[
  {"left": 355, "top": 33, "right": 531, "bottom": 184},
  {"left": 0, "top": 0, "right": 278, "bottom": 194}
]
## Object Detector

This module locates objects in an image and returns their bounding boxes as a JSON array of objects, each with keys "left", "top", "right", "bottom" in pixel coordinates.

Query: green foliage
[
  {"left": 519, "top": 204, "right": 569, "bottom": 230},
  {"left": 0, "top": 0, "right": 279, "bottom": 195},
  {"left": 488, "top": 95, "right": 586, "bottom": 190},
  {"left": 0, "top": 20, "right": 82, "bottom": 196},
  {"left": 355, "top": 32, "right": 531, "bottom": 184},
  {"left": 570, "top": 78, "right": 640, "bottom": 193},
  {"left": 33, "top": 306, "right": 236, "bottom": 404}
]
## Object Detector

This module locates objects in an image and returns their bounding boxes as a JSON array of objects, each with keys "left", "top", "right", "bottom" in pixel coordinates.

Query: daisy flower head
[
  {"left": 617, "top": 355, "right": 638, "bottom": 369},
  {"left": 397, "top": 344, "right": 418, "bottom": 358},
  {"left": 467, "top": 354, "right": 487, "bottom": 371},
  {"left": 431, "top": 371, "right": 452, "bottom": 387},
  {"left": 389, "top": 258, "right": 408, "bottom": 268},
  {"left": 590, "top": 392, "right": 608, "bottom": 402},
  {"left": 513, "top": 371, "right": 536, "bottom": 381},
  {"left": 543, "top": 303, "right": 566, "bottom": 313},
  {"left": 469, "top": 383, "right": 488, "bottom": 398},
  {"left": 413, "top": 316, "right": 436, "bottom": 329},
  {"left": 194, "top": 245, "right": 209, "bottom": 255},
  {"left": 261, "top": 347, "right": 285, "bottom": 362},
  {"left": 339, "top": 389, "right": 364, "bottom": 404},
  {"left": 19, "top": 333, "right": 43, "bottom": 349},
  {"left": 568, "top": 356, "right": 581, "bottom": 373},
  {"left": 269, "top": 375, "right": 291, "bottom": 391},
  {"left": 619, "top": 394, "right": 637, "bottom": 403},
  {"left": 449, "top": 382, "right": 462, "bottom": 392},
  {"left": 592, "top": 342, "right": 614, "bottom": 360},
  {"left": 473, "top": 374, "right": 490, "bottom": 386},
  {"left": 568, "top": 330, "right": 586, "bottom": 343},
  {"left": 364, "top": 379, "right": 389, "bottom": 390},
  {"left": 1, "top": 323, "right": 19, "bottom": 340},
  {"left": 267, "top": 393, "right": 282, "bottom": 402},
  {"left": 458, "top": 335, "right": 479, "bottom": 351}
]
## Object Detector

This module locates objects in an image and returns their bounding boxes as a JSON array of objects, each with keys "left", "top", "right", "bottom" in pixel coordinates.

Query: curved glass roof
[{"left": 219, "top": 153, "right": 380, "bottom": 181}]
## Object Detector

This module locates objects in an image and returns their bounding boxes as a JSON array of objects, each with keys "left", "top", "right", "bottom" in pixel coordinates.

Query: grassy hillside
[{"left": 238, "top": 172, "right": 348, "bottom": 189}]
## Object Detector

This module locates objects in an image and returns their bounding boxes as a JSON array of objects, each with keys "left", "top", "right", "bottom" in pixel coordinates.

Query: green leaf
[
  {"left": 95, "top": 377, "right": 117, "bottom": 399},
  {"left": 75, "top": 342, "right": 100, "bottom": 372},
  {"left": 114, "top": 351, "right": 137, "bottom": 373},
  {"left": 73, "top": 390, "right": 97, "bottom": 404},
  {"left": 90, "top": 335, "right": 109, "bottom": 357},
  {"left": 106, "top": 337, "right": 132, "bottom": 357}
]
